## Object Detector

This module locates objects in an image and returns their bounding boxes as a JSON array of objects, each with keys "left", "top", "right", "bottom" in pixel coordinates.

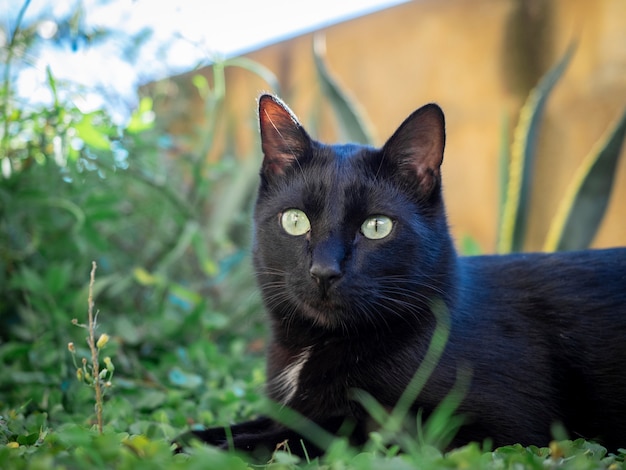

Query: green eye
[
  {"left": 361, "top": 215, "right": 393, "bottom": 240},
  {"left": 281, "top": 209, "right": 311, "bottom": 236}
]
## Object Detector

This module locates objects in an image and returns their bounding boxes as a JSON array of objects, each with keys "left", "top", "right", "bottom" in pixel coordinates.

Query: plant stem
[
  {"left": 1, "top": 0, "right": 32, "bottom": 161},
  {"left": 87, "top": 261, "right": 103, "bottom": 434}
]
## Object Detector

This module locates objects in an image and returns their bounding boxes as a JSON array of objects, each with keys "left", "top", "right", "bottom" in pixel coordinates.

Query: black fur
[{"left": 181, "top": 95, "right": 626, "bottom": 458}]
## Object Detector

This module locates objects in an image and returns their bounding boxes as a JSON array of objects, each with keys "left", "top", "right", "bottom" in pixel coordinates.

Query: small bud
[
  {"left": 76, "top": 369, "right": 84, "bottom": 381},
  {"left": 550, "top": 441, "right": 564, "bottom": 460},
  {"left": 99, "top": 368, "right": 108, "bottom": 380},
  {"left": 104, "top": 381, "right": 112, "bottom": 388},
  {"left": 67, "top": 342, "right": 75, "bottom": 353},
  {"left": 103, "top": 356, "right": 114, "bottom": 373},
  {"left": 96, "top": 333, "right": 109, "bottom": 349},
  {"left": 82, "top": 357, "right": 87, "bottom": 366},
  {"left": 71, "top": 318, "right": 78, "bottom": 325},
  {"left": 6, "top": 442, "right": 19, "bottom": 449}
]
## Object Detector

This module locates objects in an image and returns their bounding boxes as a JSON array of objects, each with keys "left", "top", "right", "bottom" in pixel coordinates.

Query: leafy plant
[
  {"left": 543, "top": 109, "right": 626, "bottom": 251},
  {"left": 2, "top": 3, "right": 626, "bottom": 468},
  {"left": 497, "top": 44, "right": 626, "bottom": 253},
  {"left": 68, "top": 262, "right": 115, "bottom": 434},
  {"left": 1, "top": 0, "right": 269, "bottom": 459},
  {"left": 497, "top": 43, "right": 577, "bottom": 253}
]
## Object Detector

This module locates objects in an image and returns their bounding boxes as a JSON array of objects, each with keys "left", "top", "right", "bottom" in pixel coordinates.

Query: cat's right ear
[
  {"left": 382, "top": 103, "right": 446, "bottom": 199},
  {"left": 258, "top": 94, "right": 311, "bottom": 178}
]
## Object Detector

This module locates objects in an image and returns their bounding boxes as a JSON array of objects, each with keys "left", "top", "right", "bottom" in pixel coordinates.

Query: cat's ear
[
  {"left": 382, "top": 103, "right": 445, "bottom": 198},
  {"left": 258, "top": 94, "right": 311, "bottom": 177}
]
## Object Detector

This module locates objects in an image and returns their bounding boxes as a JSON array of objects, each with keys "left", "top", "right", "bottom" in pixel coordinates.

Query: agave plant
[{"left": 497, "top": 43, "right": 626, "bottom": 253}]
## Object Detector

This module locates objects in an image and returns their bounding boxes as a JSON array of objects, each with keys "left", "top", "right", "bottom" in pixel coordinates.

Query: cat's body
[{"left": 184, "top": 95, "right": 626, "bottom": 457}]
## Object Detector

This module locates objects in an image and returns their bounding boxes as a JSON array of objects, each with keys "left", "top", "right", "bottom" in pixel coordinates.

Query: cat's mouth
[{"left": 297, "top": 296, "right": 346, "bottom": 329}]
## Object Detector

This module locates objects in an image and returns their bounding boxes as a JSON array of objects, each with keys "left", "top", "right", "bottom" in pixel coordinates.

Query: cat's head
[{"left": 253, "top": 94, "right": 455, "bottom": 334}]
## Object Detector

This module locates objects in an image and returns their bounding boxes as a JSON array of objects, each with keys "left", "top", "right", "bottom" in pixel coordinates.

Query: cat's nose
[
  {"left": 309, "top": 262, "right": 342, "bottom": 289},
  {"left": 310, "top": 236, "right": 344, "bottom": 291}
]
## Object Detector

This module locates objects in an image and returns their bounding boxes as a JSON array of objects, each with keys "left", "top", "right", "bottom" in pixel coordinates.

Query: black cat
[{"left": 180, "top": 94, "right": 626, "bottom": 458}]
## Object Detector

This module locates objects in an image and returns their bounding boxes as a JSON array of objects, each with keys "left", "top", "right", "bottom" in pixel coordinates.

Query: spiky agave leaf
[
  {"left": 497, "top": 43, "right": 576, "bottom": 253},
  {"left": 313, "top": 34, "right": 375, "bottom": 145},
  {"left": 543, "top": 107, "right": 626, "bottom": 252}
]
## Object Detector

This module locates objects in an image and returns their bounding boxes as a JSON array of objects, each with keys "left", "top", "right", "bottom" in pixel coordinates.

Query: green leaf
[
  {"left": 169, "top": 283, "right": 202, "bottom": 307},
  {"left": 168, "top": 367, "right": 203, "bottom": 389},
  {"left": 126, "top": 96, "right": 154, "bottom": 134},
  {"left": 497, "top": 43, "right": 576, "bottom": 253},
  {"left": 74, "top": 114, "right": 111, "bottom": 150},
  {"left": 52, "top": 423, "right": 95, "bottom": 448},
  {"left": 191, "top": 74, "right": 210, "bottom": 98},
  {"left": 313, "top": 34, "right": 374, "bottom": 145},
  {"left": 45, "top": 66, "right": 59, "bottom": 109},
  {"left": 44, "top": 262, "right": 71, "bottom": 294},
  {"left": 133, "top": 267, "right": 161, "bottom": 286},
  {"left": 12, "top": 266, "right": 44, "bottom": 293},
  {"left": 133, "top": 390, "right": 167, "bottom": 411},
  {"left": 543, "top": 107, "right": 626, "bottom": 251},
  {"left": 16, "top": 432, "right": 40, "bottom": 446}
]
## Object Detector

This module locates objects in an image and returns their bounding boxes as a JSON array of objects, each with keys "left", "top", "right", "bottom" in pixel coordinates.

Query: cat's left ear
[
  {"left": 258, "top": 94, "right": 311, "bottom": 178},
  {"left": 382, "top": 103, "right": 445, "bottom": 198}
]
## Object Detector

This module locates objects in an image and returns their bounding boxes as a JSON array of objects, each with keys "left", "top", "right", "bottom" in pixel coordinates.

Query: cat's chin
[{"left": 297, "top": 300, "right": 346, "bottom": 330}]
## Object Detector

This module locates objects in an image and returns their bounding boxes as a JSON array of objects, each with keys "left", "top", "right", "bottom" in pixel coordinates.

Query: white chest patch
[{"left": 272, "top": 347, "right": 311, "bottom": 405}]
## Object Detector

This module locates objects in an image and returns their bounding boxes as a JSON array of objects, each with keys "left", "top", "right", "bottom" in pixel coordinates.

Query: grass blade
[
  {"left": 386, "top": 299, "right": 450, "bottom": 435},
  {"left": 496, "top": 112, "right": 510, "bottom": 248},
  {"left": 497, "top": 43, "right": 576, "bottom": 253},
  {"left": 224, "top": 56, "right": 281, "bottom": 95},
  {"left": 313, "top": 34, "right": 374, "bottom": 145},
  {"left": 543, "top": 107, "right": 626, "bottom": 251}
]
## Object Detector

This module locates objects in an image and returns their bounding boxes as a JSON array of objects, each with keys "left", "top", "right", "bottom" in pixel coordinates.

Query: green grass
[{"left": 1, "top": 262, "right": 625, "bottom": 469}]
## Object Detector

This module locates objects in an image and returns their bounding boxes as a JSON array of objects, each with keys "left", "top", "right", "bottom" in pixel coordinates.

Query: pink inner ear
[
  {"left": 382, "top": 103, "right": 445, "bottom": 197},
  {"left": 258, "top": 95, "right": 307, "bottom": 176},
  {"left": 409, "top": 127, "right": 443, "bottom": 177},
  {"left": 259, "top": 95, "right": 300, "bottom": 135}
]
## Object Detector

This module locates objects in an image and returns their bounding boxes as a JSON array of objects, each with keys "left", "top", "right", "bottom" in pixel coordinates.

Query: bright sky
[{"left": 2, "top": 0, "right": 406, "bottom": 120}]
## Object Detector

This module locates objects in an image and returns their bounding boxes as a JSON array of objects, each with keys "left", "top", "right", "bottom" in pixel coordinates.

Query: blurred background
[{"left": 1, "top": 0, "right": 625, "bottom": 448}]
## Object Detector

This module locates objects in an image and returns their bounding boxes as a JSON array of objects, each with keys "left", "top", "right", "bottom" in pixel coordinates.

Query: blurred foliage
[
  {"left": 497, "top": 44, "right": 626, "bottom": 254},
  {"left": 544, "top": 109, "right": 626, "bottom": 251},
  {"left": 313, "top": 34, "right": 375, "bottom": 145},
  {"left": 2, "top": 2, "right": 626, "bottom": 468},
  {"left": 497, "top": 43, "right": 577, "bottom": 253},
  {"left": 1, "top": 0, "right": 267, "bottom": 459}
]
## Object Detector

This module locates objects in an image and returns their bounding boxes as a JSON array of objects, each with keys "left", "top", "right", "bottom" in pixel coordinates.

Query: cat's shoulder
[
  {"left": 460, "top": 247, "right": 626, "bottom": 269},
  {"left": 457, "top": 247, "right": 626, "bottom": 293}
]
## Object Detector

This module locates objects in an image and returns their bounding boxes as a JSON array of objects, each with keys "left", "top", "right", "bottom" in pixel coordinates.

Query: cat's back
[
  {"left": 455, "top": 246, "right": 626, "bottom": 348},
  {"left": 454, "top": 247, "right": 626, "bottom": 448},
  {"left": 459, "top": 247, "right": 626, "bottom": 305}
]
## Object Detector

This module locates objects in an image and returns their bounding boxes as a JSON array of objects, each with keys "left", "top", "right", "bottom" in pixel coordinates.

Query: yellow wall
[{"left": 148, "top": 0, "right": 626, "bottom": 253}]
